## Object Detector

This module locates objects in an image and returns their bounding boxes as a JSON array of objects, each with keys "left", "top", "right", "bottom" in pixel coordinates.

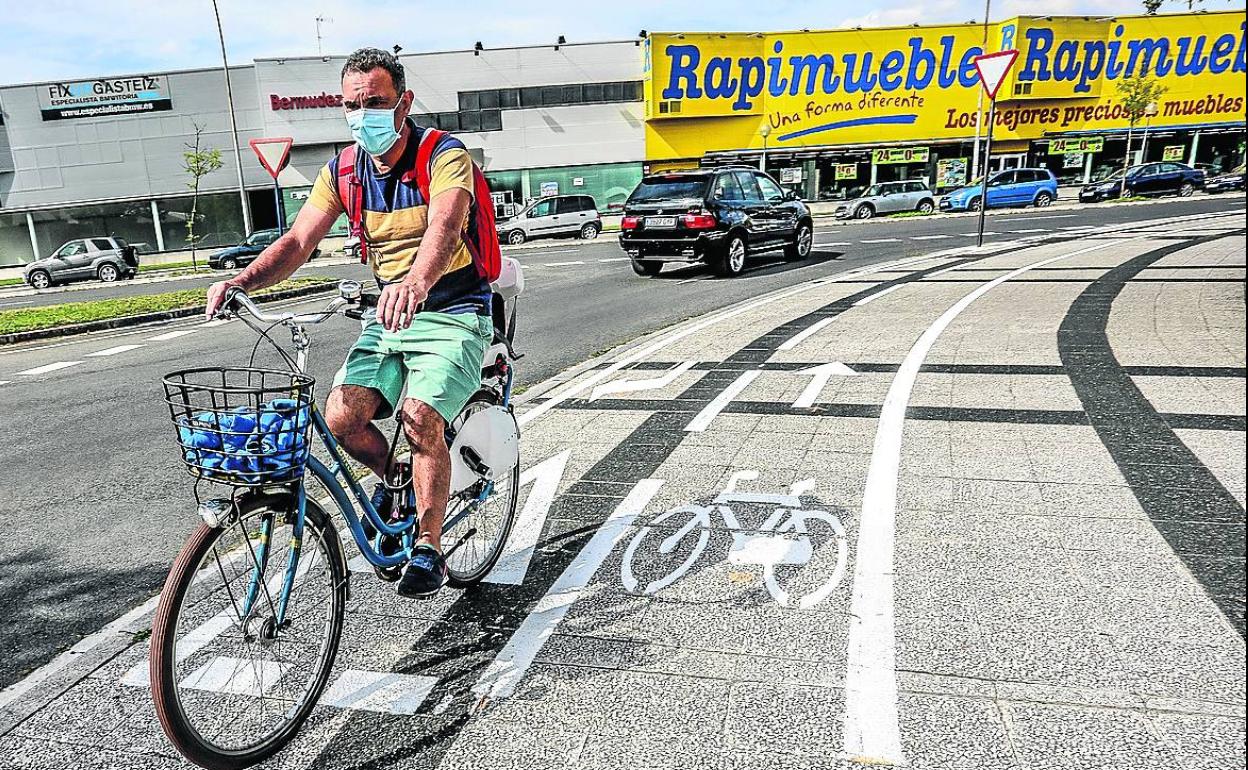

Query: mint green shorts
[{"left": 331, "top": 312, "right": 492, "bottom": 423}]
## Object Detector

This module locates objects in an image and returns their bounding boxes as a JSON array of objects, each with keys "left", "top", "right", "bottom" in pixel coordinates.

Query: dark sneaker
[{"left": 396, "top": 544, "right": 447, "bottom": 599}]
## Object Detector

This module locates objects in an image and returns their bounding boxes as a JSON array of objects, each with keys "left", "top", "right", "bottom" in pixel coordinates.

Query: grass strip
[{"left": 0, "top": 277, "right": 333, "bottom": 335}]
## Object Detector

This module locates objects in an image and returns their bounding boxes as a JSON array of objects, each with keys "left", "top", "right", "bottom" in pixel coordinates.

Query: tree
[
  {"left": 1115, "top": 73, "right": 1168, "bottom": 182},
  {"left": 183, "top": 123, "right": 224, "bottom": 270},
  {"left": 1142, "top": 0, "right": 1164, "bottom": 12}
]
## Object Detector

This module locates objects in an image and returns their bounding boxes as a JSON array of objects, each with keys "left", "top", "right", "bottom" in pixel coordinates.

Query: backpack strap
[
  {"left": 334, "top": 144, "right": 367, "bottom": 264},
  {"left": 412, "top": 127, "right": 446, "bottom": 204}
]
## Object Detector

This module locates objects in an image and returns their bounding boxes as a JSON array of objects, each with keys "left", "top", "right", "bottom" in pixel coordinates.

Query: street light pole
[
  {"left": 970, "top": 0, "right": 993, "bottom": 179},
  {"left": 212, "top": 0, "right": 253, "bottom": 235},
  {"left": 759, "top": 123, "right": 771, "bottom": 172}
]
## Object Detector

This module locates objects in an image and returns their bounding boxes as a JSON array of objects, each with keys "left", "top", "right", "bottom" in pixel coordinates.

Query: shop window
[{"left": 0, "top": 212, "right": 32, "bottom": 267}]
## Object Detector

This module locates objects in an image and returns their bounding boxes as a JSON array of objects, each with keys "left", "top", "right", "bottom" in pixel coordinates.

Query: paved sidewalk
[{"left": 0, "top": 210, "right": 1243, "bottom": 769}]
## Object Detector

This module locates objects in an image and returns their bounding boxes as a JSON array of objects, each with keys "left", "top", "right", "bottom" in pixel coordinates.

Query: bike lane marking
[
  {"left": 471, "top": 477, "right": 664, "bottom": 704},
  {"left": 777, "top": 317, "right": 834, "bottom": 351},
  {"left": 842, "top": 235, "right": 1138, "bottom": 766},
  {"left": 853, "top": 284, "right": 905, "bottom": 307},
  {"left": 146, "top": 329, "right": 198, "bottom": 342},
  {"left": 589, "top": 361, "right": 695, "bottom": 401},
  {"left": 484, "top": 450, "right": 572, "bottom": 586}
]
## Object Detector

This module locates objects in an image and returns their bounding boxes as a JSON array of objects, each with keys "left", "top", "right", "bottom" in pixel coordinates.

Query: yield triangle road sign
[
  {"left": 249, "top": 137, "right": 294, "bottom": 179},
  {"left": 972, "top": 49, "right": 1019, "bottom": 101}
]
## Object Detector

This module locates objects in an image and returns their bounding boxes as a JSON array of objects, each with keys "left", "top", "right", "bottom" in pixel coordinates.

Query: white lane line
[
  {"left": 860, "top": 238, "right": 901, "bottom": 244},
  {"left": 777, "top": 318, "right": 834, "bottom": 352},
  {"left": 485, "top": 450, "right": 571, "bottom": 586},
  {"left": 199, "top": 319, "right": 232, "bottom": 328},
  {"left": 543, "top": 261, "right": 586, "bottom": 267},
  {"left": 17, "top": 360, "right": 82, "bottom": 376},
  {"left": 853, "top": 284, "right": 904, "bottom": 307},
  {"left": 910, "top": 235, "right": 952, "bottom": 240},
  {"left": 960, "top": 232, "right": 999, "bottom": 237},
  {"left": 842, "top": 235, "right": 1133, "bottom": 766},
  {"left": 0, "top": 299, "right": 34, "bottom": 308},
  {"left": 817, "top": 241, "right": 852, "bottom": 247},
  {"left": 121, "top": 614, "right": 235, "bottom": 687},
  {"left": 1059, "top": 225, "right": 1095, "bottom": 231},
  {"left": 1010, "top": 228, "right": 1047, "bottom": 234},
  {"left": 321, "top": 669, "right": 438, "bottom": 715},
  {"left": 147, "top": 329, "right": 198, "bottom": 342},
  {"left": 472, "top": 478, "right": 664, "bottom": 703},
  {"left": 684, "top": 370, "right": 760, "bottom": 432},
  {"left": 598, "top": 257, "right": 631, "bottom": 263},
  {"left": 0, "top": 380, "right": 11, "bottom": 386},
  {"left": 85, "top": 344, "right": 145, "bottom": 357}
]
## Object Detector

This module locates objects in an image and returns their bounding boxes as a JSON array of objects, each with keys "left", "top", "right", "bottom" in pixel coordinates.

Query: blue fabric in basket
[{"left": 179, "top": 398, "right": 310, "bottom": 483}]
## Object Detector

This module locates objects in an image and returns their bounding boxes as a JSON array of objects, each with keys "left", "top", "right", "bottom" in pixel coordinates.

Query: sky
[{"left": 0, "top": 0, "right": 1225, "bottom": 86}]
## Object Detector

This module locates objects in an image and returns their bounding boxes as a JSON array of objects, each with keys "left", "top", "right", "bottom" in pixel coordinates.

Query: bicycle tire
[
  {"left": 444, "top": 390, "right": 520, "bottom": 587},
  {"left": 150, "top": 493, "right": 347, "bottom": 770}
]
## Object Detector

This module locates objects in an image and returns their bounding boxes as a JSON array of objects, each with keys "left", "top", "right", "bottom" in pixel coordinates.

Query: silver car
[
  {"left": 23, "top": 237, "right": 139, "bottom": 289},
  {"left": 834, "top": 180, "right": 936, "bottom": 219},
  {"left": 496, "top": 194, "right": 602, "bottom": 245}
]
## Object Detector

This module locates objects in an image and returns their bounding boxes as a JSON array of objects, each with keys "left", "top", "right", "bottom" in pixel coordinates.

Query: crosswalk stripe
[
  {"left": 17, "top": 361, "right": 82, "bottom": 376},
  {"left": 321, "top": 670, "right": 438, "bottom": 715},
  {"left": 180, "top": 657, "right": 291, "bottom": 697},
  {"left": 86, "top": 344, "right": 144, "bottom": 357}
]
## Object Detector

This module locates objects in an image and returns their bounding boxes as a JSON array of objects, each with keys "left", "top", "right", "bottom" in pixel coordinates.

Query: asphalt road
[{"left": 0, "top": 194, "right": 1242, "bottom": 689}]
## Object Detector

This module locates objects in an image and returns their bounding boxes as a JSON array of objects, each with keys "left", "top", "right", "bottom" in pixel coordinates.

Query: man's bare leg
[
  {"left": 324, "top": 385, "right": 391, "bottom": 476},
  {"left": 398, "top": 398, "right": 451, "bottom": 551}
]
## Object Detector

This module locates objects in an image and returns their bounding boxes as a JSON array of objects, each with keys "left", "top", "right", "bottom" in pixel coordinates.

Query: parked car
[
  {"left": 1204, "top": 163, "right": 1246, "bottom": 194},
  {"left": 618, "top": 167, "right": 814, "bottom": 277},
  {"left": 940, "top": 168, "right": 1058, "bottom": 212},
  {"left": 835, "top": 180, "right": 936, "bottom": 219},
  {"left": 23, "top": 237, "right": 138, "bottom": 289},
  {"left": 495, "top": 194, "right": 601, "bottom": 245},
  {"left": 209, "top": 229, "right": 318, "bottom": 270},
  {"left": 1079, "top": 162, "right": 1205, "bottom": 202}
]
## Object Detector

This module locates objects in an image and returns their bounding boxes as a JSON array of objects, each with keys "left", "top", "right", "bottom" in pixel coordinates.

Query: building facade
[
  {"left": 644, "top": 11, "right": 1247, "bottom": 200},
  {"left": 0, "top": 12, "right": 1243, "bottom": 267},
  {"left": 0, "top": 40, "right": 646, "bottom": 266}
]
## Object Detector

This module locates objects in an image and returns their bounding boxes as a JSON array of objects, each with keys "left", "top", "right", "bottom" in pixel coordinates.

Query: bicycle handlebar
[{"left": 220, "top": 284, "right": 372, "bottom": 325}]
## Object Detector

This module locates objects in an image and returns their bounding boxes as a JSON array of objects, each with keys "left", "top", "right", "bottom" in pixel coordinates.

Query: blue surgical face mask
[{"left": 345, "top": 107, "right": 401, "bottom": 156}]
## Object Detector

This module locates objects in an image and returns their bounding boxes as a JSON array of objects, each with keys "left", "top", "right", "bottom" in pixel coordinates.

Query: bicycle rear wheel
[
  {"left": 150, "top": 493, "right": 347, "bottom": 770},
  {"left": 443, "top": 392, "right": 520, "bottom": 586}
]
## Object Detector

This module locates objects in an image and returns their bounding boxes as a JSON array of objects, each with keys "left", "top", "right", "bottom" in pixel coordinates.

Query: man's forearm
[
  {"left": 234, "top": 234, "right": 310, "bottom": 291},
  {"left": 406, "top": 198, "right": 468, "bottom": 291}
]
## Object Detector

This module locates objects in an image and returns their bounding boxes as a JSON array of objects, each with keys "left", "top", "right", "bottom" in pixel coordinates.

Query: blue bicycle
[{"left": 149, "top": 270, "right": 524, "bottom": 770}]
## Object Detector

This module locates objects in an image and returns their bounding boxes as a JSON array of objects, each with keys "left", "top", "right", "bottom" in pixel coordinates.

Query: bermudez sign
[
  {"left": 39, "top": 75, "right": 172, "bottom": 121},
  {"left": 269, "top": 92, "right": 344, "bottom": 111}
]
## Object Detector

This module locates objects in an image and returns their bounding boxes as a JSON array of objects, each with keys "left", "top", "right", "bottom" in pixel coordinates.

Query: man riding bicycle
[{"left": 205, "top": 47, "right": 491, "bottom": 599}]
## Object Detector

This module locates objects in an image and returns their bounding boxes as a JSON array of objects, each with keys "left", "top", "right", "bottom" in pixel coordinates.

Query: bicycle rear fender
[{"left": 449, "top": 405, "right": 519, "bottom": 496}]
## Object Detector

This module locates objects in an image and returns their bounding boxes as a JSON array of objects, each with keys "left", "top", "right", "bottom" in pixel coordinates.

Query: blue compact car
[{"left": 940, "top": 168, "right": 1059, "bottom": 212}]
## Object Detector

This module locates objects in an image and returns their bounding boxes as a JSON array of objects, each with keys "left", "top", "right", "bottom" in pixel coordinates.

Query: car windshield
[
  {"left": 630, "top": 176, "right": 709, "bottom": 202},
  {"left": 1094, "top": 169, "right": 1127, "bottom": 182}
]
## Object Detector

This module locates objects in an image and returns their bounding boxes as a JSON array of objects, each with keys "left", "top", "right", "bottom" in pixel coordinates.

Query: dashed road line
[
  {"left": 860, "top": 238, "right": 902, "bottom": 244},
  {"left": 685, "top": 370, "right": 760, "bottom": 432},
  {"left": 544, "top": 261, "right": 586, "bottom": 267},
  {"left": 17, "top": 360, "right": 82, "bottom": 376},
  {"left": 853, "top": 284, "right": 904, "bottom": 306},
  {"left": 85, "top": 344, "right": 145, "bottom": 357},
  {"left": 778, "top": 317, "right": 835, "bottom": 351},
  {"left": 146, "top": 328, "right": 198, "bottom": 342},
  {"left": 961, "top": 232, "right": 999, "bottom": 237},
  {"left": 911, "top": 235, "right": 952, "bottom": 240},
  {"left": 0, "top": 380, "right": 11, "bottom": 386},
  {"left": 472, "top": 478, "right": 664, "bottom": 704},
  {"left": 598, "top": 257, "right": 631, "bottom": 263},
  {"left": 1011, "top": 228, "right": 1047, "bottom": 233},
  {"left": 997, "top": 214, "right": 1079, "bottom": 221}
]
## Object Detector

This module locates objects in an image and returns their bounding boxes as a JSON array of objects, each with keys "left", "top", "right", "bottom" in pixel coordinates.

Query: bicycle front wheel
[
  {"left": 150, "top": 493, "right": 347, "bottom": 770},
  {"left": 443, "top": 392, "right": 520, "bottom": 586}
]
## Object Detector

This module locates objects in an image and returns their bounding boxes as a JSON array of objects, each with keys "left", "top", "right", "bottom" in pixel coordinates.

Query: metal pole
[
  {"left": 760, "top": 134, "right": 768, "bottom": 171},
  {"left": 976, "top": 99, "right": 997, "bottom": 248},
  {"left": 212, "top": 0, "right": 253, "bottom": 235},
  {"left": 970, "top": 0, "right": 993, "bottom": 179},
  {"left": 273, "top": 181, "right": 286, "bottom": 235}
]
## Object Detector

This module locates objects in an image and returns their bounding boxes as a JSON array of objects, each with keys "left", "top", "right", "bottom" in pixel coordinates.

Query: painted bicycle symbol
[{"left": 621, "top": 471, "right": 848, "bottom": 609}]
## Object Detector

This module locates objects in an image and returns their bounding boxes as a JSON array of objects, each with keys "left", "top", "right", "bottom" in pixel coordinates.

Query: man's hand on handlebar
[
  {"left": 205, "top": 278, "right": 247, "bottom": 320},
  {"left": 376, "top": 279, "right": 427, "bottom": 333}
]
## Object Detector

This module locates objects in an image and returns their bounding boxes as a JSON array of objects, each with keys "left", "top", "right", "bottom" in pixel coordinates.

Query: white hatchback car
[
  {"left": 834, "top": 180, "right": 936, "bottom": 219},
  {"left": 496, "top": 194, "right": 602, "bottom": 245}
]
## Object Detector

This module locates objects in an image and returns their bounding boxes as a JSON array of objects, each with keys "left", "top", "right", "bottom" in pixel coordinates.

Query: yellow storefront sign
[
  {"left": 1049, "top": 137, "right": 1105, "bottom": 154},
  {"left": 644, "top": 11, "right": 1247, "bottom": 161}
]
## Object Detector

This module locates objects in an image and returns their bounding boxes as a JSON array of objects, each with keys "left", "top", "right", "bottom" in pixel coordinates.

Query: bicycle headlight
[
  {"left": 338, "top": 280, "right": 363, "bottom": 302},
  {"left": 197, "top": 498, "right": 235, "bottom": 528}
]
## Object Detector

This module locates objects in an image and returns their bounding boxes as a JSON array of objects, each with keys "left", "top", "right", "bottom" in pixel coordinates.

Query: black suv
[{"left": 619, "top": 167, "right": 814, "bottom": 277}]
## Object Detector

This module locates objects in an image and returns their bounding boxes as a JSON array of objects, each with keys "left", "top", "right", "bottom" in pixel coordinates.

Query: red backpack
[{"left": 334, "top": 128, "right": 502, "bottom": 282}]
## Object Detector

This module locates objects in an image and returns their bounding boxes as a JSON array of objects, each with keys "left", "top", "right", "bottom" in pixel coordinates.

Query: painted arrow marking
[
  {"left": 793, "top": 363, "right": 858, "bottom": 408},
  {"left": 589, "top": 361, "right": 695, "bottom": 402}
]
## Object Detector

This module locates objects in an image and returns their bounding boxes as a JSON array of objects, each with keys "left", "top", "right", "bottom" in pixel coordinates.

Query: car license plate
[{"left": 646, "top": 216, "right": 677, "bottom": 228}]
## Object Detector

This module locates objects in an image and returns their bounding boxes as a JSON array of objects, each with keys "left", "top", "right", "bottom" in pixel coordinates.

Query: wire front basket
[{"left": 163, "top": 367, "right": 315, "bottom": 488}]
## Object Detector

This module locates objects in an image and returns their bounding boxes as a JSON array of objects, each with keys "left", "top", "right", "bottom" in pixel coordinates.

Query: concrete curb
[{"left": 0, "top": 282, "right": 337, "bottom": 347}]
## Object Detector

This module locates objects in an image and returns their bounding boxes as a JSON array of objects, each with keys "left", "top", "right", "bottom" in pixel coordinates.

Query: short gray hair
[{"left": 341, "top": 47, "right": 406, "bottom": 93}]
